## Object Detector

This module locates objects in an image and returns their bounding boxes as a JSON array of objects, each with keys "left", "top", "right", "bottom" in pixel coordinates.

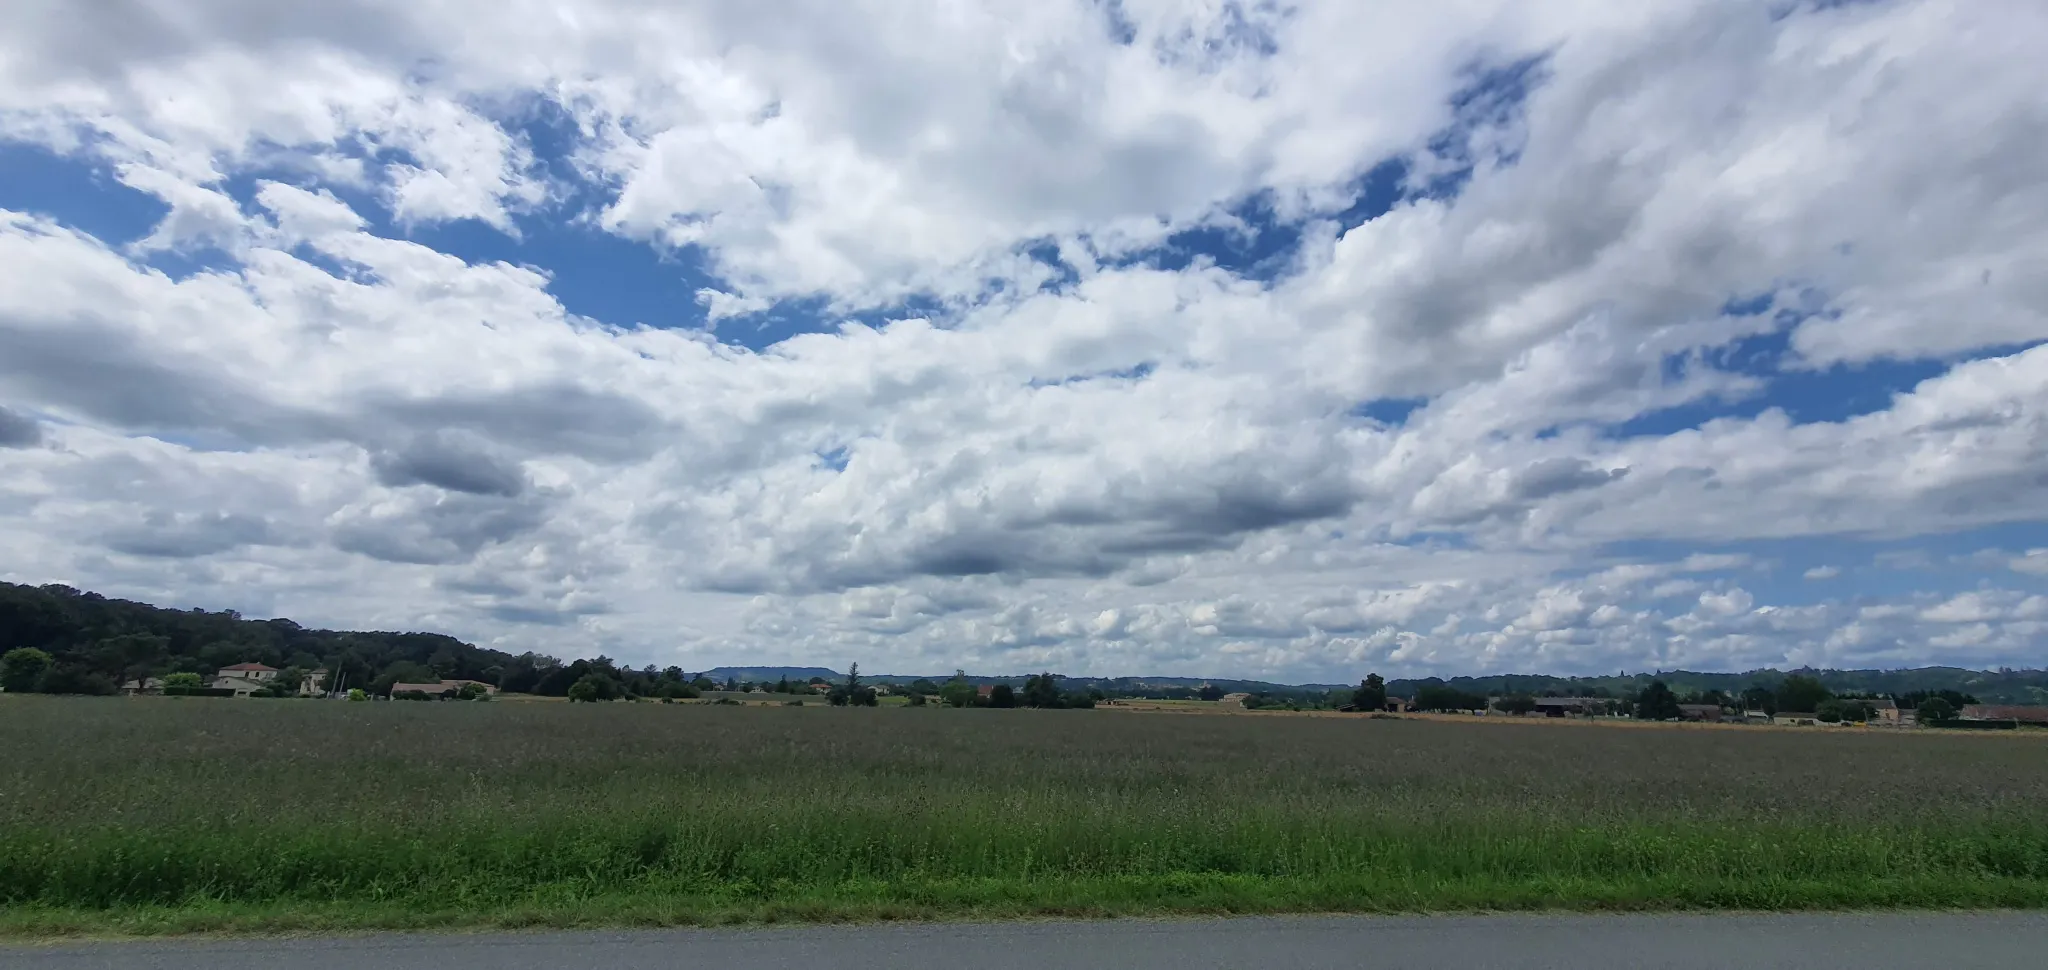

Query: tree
[
  {"left": 347, "top": 688, "right": 368, "bottom": 702},
  {"left": 1413, "top": 683, "right": 1485, "bottom": 712},
  {"left": 940, "top": 672, "right": 978, "bottom": 708},
  {"left": 1498, "top": 694, "right": 1538, "bottom": 716},
  {"left": 1740, "top": 686, "right": 1778, "bottom": 715},
  {"left": 829, "top": 663, "right": 877, "bottom": 707},
  {"left": 1633, "top": 680, "right": 1683, "bottom": 721},
  {"left": 1353, "top": 673, "right": 1387, "bottom": 712},
  {"left": 1, "top": 648, "right": 53, "bottom": 693},
  {"left": 96, "top": 633, "right": 168, "bottom": 690},
  {"left": 909, "top": 678, "right": 941, "bottom": 696},
  {"left": 38, "top": 663, "right": 116, "bottom": 695},
  {"left": 1023, "top": 672, "right": 1065, "bottom": 708},
  {"left": 1917, "top": 697, "right": 1957, "bottom": 725},
  {"left": 906, "top": 691, "right": 928, "bottom": 707},
  {"left": 1778, "top": 674, "right": 1831, "bottom": 714},
  {"left": 162, "top": 671, "right": 203, "bottom": 689},
  {"left": 1899, "top": 689, "right": 1977, "bottom": 711},
  {"left": 1197, "top": 683, "right": 1224, "bottom": 702},
  {"left": 567, "top": 675, "right": 605, "bottom": 703},
  {"left": 987, "top": 683, "right": 1016, "bottom": 708}
]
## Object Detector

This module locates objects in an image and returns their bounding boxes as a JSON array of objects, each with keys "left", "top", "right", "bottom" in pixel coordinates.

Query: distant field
[{"left": 2, "top": 696, "right": 2046, "bottom": 936}]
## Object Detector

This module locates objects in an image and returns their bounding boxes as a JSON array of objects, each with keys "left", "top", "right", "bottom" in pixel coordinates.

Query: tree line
[{"left": 0, "top": 582, "right": 2022, "bottom": 718}]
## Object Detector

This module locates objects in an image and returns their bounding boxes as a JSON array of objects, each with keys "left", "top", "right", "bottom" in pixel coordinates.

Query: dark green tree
[
  {"left": 95, "top": 633, "right": 169, "bottom": 691},
  {"left": 830, "top": 663, "right": 877, "bottom": 707},
  {"left": 1197, "top": 683, "right": 1224, "bottom": 702},
  {"left": 0, "top": 647, "right": 52, "bottom": 693},
  {"left": 1917, "top": 697, "right": 1957, "bottom": 725},
  {"left": 1777, "top": 675, "right": 1831, "bottom": 714},
  {"left": 38, "top": 662, "right": 116, "bottom": 695},
  {"left": 1499, "top": 694, "right": 1538, "bottom": 716},
  {"left": 987, "top": 683, "right": 1016, "bottom": 708},
  {"left": 1022, "top": 672, "right": 1064, "bottom": 708},
  {"left": 1633, "top": 680, "right": 1683, "bottom": 721},
  {"left": 909, "top": 678, "right": 941, "bottom": 696},
  {"left": 1353, "top": 673, "right": 1387, "bottom": 712}
]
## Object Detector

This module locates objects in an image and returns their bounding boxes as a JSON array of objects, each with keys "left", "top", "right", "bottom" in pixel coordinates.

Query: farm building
[
  {"left": 1959, "top": 705, "right": 2048, "bottom": 725},
  {"left": 1530, "top": 697, "right": 1605, "bottom": 717}
]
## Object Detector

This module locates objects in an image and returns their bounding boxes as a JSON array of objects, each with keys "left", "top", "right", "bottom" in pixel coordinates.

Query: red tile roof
[{"left": 219, "top": 662, "right": 278, "bottom": 672}]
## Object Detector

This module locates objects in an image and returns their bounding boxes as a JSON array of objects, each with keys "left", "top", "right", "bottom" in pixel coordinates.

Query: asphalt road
[{"left": 7, "top": 912, "right": 2046, "bottom": 970}]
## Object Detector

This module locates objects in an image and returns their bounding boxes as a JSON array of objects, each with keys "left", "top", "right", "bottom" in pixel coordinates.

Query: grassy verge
[
  {"left": 4, "top": 698, "right": 2046, "bottom": 937},
  {"left": 9, "top": 871, "right": 2048, "bottom": 939}
]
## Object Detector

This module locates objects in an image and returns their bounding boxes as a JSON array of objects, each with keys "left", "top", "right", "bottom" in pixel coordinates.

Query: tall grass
[{"left": 2, "top": 697, "right": 2045, "bottom": 932}]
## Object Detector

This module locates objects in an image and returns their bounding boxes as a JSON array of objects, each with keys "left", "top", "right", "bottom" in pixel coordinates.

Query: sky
[{"left": 1, "top": 0, "right": 2045, "bottom": 682}]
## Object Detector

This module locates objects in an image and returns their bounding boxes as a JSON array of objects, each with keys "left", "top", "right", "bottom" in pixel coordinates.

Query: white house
[{"left": 212, "top": 662, "right": 279, "bottom": 697}]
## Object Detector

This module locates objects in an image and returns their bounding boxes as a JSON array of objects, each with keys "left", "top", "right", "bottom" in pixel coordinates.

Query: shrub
[
  {"left": 567, "top": 676, "right": 605, "bottom": 703},
  {"left": 0, "top": 648, "right": 53, "bottom": 693}
]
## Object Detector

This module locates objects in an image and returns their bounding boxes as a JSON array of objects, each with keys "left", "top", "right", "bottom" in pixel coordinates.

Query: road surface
[{"left": 7, "top": 912, "right": 2046, "bottom": 969}]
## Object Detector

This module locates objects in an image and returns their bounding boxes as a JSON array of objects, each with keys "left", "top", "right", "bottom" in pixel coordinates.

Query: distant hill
[
  {"left": 0, "top": 581, "right": 518, "bottom": 695},
  {"left": 699, "top": 666, "right": 845, "bottom": 683},
  {"left": 1386, "top": 668, "right": 2048, "bottom": 706}
]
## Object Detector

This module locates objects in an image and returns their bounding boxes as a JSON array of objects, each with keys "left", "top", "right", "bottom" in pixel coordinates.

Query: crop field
[{"left": 3, "top": 696, "right": 2047, "bottom": 936}]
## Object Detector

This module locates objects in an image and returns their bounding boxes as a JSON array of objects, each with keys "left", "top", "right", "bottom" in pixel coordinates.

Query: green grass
[{"left": 3, "top": 696, "right": 2046, "bottom": 936}]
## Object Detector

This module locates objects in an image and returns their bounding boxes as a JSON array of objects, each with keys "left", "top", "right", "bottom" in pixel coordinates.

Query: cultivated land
[{"left": 2, "top": 696, "right": 2046, "bottom": 937}]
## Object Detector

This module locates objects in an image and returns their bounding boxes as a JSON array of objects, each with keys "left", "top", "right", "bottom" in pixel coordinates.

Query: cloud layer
[{"left": 1, "top": 0, "right": 2044, "bottom": 679}]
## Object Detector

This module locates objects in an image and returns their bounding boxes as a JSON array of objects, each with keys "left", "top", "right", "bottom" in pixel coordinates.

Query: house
[
  {"left": 217, "top": 662, "right": 278, "bottom": 682},
  {"left": 1531, "top": 697, "right": 1605, "bottom": 717},
  {"left": 210, "top": 662, "right": 281, "bottom": 697},
  {"left": 120, "top": 677, "right": 165, "bottom": 695},
  {"left": 1218, "top": 692, "right": 1251, "bottom": 707},
  {"left": 210, "top": 675, "right": 267, "bottom": 696},
  {"left": 1866, "top": 698, "right": 1900, "bottom": 724},
  {"left": 1775, "top": 712, "right": 1820, "bottom": 726},
  {"left": 1677, "top": 704, "right": 1725, "bottom": 722},
  {"left": 1742, "top": 710, "right": 1773, "bottom": 724},
  {"left": 1959, "top": 705, "right": 2048, "bottom": 725},
  {"left": 299, "top": 669, "right": 331, "bottom": 697}
]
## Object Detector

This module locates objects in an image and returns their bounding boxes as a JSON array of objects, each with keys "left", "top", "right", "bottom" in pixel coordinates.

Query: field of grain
[{"left": 2, "top": 696, "right": 2046, "bottom": 935}]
